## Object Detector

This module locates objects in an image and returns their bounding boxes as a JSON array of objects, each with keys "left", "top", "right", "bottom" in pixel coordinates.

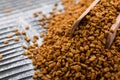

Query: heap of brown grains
[{"left": 25, "top": 0, "right": 120, "bottom": 80}]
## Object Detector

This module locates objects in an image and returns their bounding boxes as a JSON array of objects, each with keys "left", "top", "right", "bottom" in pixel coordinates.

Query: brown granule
[
  {"left": 38, "top": 18, "right": 46, "bottom": 22},
  {"left": 25, "top": 25, "right": 30, "bottom": 30},
  {"left": 5, "top": 9, "right": 12, "bottom": 13},
  {"left": 38, "top": 10, "right": 42, "bottom": 14},
  {"left": 33, "top": 35, "right": 39, "bottom": 40},
  {"left": 15, "top": 31, "right": 21, "bottom": 35},
  {"left": 40, "top": 32, "right": 44, "bottom": 37},
  {"left": 33, "top": 12, "right": 38, "bottom": 17},
  {"left": 7, "top": 34, "right": 12, "bottom": 38},
  {"left": 13, "top": 28, "right": 19, "bottom": 32},
  {"left": 13, "top": 37, "right": 19, "bottom": 42},
  {"left": 4, "top": 40, "right": 9, "bottom": 44},
  {"left": 43, "top": 26, "right": 49, "bottom": 29},
  {"left": 32, "top": 74, "right": 37, "bottom": 79},
  {"left": 58, "top": 9, "right": 62, "bottom": 12},
  {"left": 54, "top": 2, "right": 58, "bottom": 7},
  {"left": 32, "top": 39, "right": 37, "bottom": 43},
  {"left": 25, "top": 0, "right": 120, "bottom": 80},
  {"left": 40, "top": 22, "right": 46, "bottom": 26},
  {"left": 0, "top": 54, "right": 3, "bottom": 60},
  {"left": 23, "top": 50, "right": 30, "bottom": 55},
  {"left": 22, "top": 44, "right": 28, "bottom": 49},
  {"left": 22, "top": 31, "right": 26, "bottom": 35},
  {"left": 33, "top": 10, "right": 42, "bottom": 17},
  {"left": 23, "top": 36, "right": 30, "bottom": 42},
  {"left": 53, "top": 7, "right": 57, "bottom": 11},
  {"left": 34, "top": 43, "right": 39, "bottom": 47},
  {"left": 42, "top": 14, "right": 47, "bottom": 18}
]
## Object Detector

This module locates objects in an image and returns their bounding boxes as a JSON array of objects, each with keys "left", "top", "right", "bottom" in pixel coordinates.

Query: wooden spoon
[
  {"left": 71, "top": 0, "right": 100, "bottom": 37},
  {"left": 105, "top": 14, "right": 120, "bottom": 49}
]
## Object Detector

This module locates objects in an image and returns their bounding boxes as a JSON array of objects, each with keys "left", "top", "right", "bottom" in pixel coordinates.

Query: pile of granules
[{"left": 24, "top": 0, "right": 120, "bottom": 80}]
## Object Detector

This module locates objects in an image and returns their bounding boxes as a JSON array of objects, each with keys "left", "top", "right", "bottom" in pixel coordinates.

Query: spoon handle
[
  {"left": 106, "top": 14, "right": 120, "bottom": 49},
  {"left": 71, "top": 0, "right": 100, "bottom": 36}
]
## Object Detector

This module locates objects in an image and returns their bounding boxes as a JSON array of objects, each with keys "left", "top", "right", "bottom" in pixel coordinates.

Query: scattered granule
[
  {"left": 43, "top": 25, "right": 49, "bottom": 29},
  {"left": 42, "top": 14, "right": 47, "bottom": 18},
  {"left": 5, "top": 9, "right": 12, "bottom": 13},
  {"left": 54, "top": 2, "right": 58, "bottom": 7},
  {"left": 27, "top": 0, "right": 120, "bottom": 80},
  {"left": 33, "top": 12, "right": 38, "bottom": 17},
  {"left": 13, "top": 37, "right": 19, "bottom": 42},
  {"left": 13, "top": 28, "right": 19, "bottom": 32},
  {"left": 40, "top": 22, "right": 46, "bottom": 26},
  {"left": 34, "top": 65, "right": 37, "bottom": 70},
  {"left": 49, "top": 12, "right": 54, "bottom": 15},
  {"left": 15, "top": 31, "right": 21, "bottom": 35},
  {"left": 22, "top": 43, "right": 28, "bottom": 49},
  {"left": 58, "top": 8, "right": 62, "bottom": 12},
  {"left": 32, "top": 38, "right": 37, "bottom": 43},
  {"left": 22, "top": 44, "right": 27, "bottom": 49},
  {"left": 7, "top": 34, "right": 12, "bottom": 38},
  {"left": 33, "top": 35, "right": 39, "bottom": 40},
  {"left": 4, "top": 40, "right": 9, "bottom": 44},
  {"left": 27, "top": 55, "right": 33, "bottom": 59},
  {"left": 23, "top": 50, "right": 30, "bottom": 55},
  {"left": 40, "top": 32, "right": 44, "bottom": 38},
  {"left": 22, "top": 31, "right": 26, "bottom": 35},
  {"left": 38, "top": 18, "right": 46, "bottom": 22},
  {"left": 0, "top": 54, "right": 3, "bottom": 60},
  {"left": 25, "top": 25, "right": 30, "bottom": 30},
  {"left": 23, "top": 36, "right": 30, "bottom": 42},
  {"left": 38, "top": 10, "right": 42, "bottom": 14},
  {"left": 34, "top": 42, "right": 39, "bottom": 47},
  {"left": 52, "top": 7, "right": 57, "bottom": 11}
]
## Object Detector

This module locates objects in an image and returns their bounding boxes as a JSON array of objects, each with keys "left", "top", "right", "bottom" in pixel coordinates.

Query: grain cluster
[{"left": 25, "top": 0, "right": 120, "bottom": 80}]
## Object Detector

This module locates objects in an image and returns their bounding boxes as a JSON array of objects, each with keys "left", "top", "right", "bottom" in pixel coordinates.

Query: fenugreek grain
[
  {"left": 25, "top": 25, "right": 30, "bottom": 30},
  {"left": 13, "top": 28, "right": 19, "bottom": 32},
  {"left": 13, "top": 37, "right": 19, "bottom": 42},
  {"left": 4, "top": 40, "right": 9, "bottom": 44},
  {"left": 7, "top": 34, "right": 12, "bottom": 38},
  {"left": 15, "top": 31, "right": 21, "bottom": 35},
  {"left": 22, "top": 31, "right": 26, "bottom": 35}
]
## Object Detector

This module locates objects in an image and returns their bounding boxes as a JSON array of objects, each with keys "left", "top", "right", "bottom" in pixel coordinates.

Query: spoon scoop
[{"left": 71, "top": 0, "right": 100, "bottom": 37}]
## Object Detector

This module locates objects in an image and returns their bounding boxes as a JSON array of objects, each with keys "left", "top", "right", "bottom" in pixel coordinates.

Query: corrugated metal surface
[{"left": 0, "top": 0, "right": 63, "bottom": 80}]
